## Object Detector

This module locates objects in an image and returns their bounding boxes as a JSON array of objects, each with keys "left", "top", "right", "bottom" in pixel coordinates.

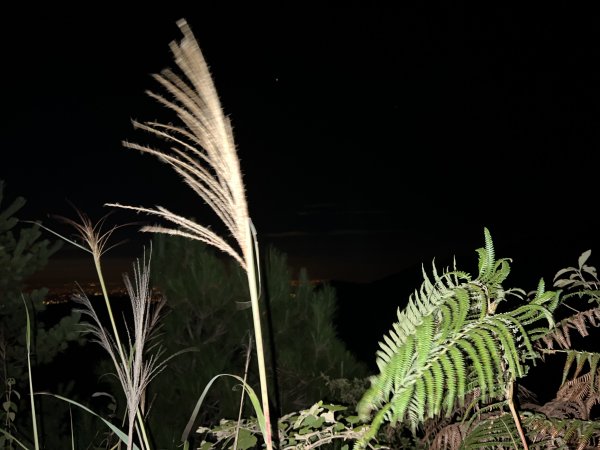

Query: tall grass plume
[{"left": 106, "top": 18, "right": 274, "bottom": 449}]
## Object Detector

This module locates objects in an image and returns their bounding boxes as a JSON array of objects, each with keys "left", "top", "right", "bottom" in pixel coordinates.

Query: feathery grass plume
[
  {"left": 106, "top": 19, "right": 274, "bottom": 449},
  {"left": 36, "top": 212, "right": 156, "bottom": 450},
  {"left": 73, "top": 247, "right": 166, "bottom": 450}
]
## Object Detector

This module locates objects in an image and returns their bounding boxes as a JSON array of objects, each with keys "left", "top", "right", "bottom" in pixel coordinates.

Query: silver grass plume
[
  {"left": 106, "top": 18, "right": 274, "bottom": 448},
  {"left": 73, "top": 248, "right": 166, "bottom": 449},
  {"left": 40, "top": 211, "right": 162, "bottom": 450},
  {"left": 107, "top": 19, "right": 250, "bottom": 270}
]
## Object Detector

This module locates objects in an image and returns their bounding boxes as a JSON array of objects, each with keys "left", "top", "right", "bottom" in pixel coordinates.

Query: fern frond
[
  {"left": 533, "top": 399, "right": 589, "bottom": 420},
  {"left": 523, "top": 364, "right": 600, "bottom": 422},
  {"left": 458, "top": 410, "right": 600, "bottom": 449},
  {"left": 477, "top": 227, "right": 495, "bottom": 281},
  {"left": 429, "top": 422, "right": 466, "bottom": 450},
  {"left": 459, "top": 411, "right": 600, "bottom": 449},
  {"left": 458, "top": 411, "right": 591, "bottom": 449},
  {"left": 527, "top": 413, "right": 600, "bottom": 450},
  {"left": 539, "top": 307, "right": 600, "bottom": 350},
  {"left": 557, "top": 367, "right": 600, "bottom": 415},
  {"left": 354, "top": 230, "right": 556, "bottom": 450},
  {"left": 459, "top": 412, "right": 524, "bottom": 449}
]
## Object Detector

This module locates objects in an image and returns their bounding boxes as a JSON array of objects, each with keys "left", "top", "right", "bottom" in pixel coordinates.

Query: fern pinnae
[
  {"left": 512, "top": 303, "right": 555, "bottom": 329},
  {"left": 493, "top": 315, "right": 531, "bottom": 364},
  {"left": 440, "top": 350, "right": 457, "bottom": 415},
  {"left": 445, "top": 289, "right": 471, "bottom": 339},
  {"left": 467, "top": 281, "right": 490, "bottom": 319},
  {"left": 476, "top": 325, "right": 508, "bottom": 380},
  {"left": 389, "top": 382, "right": 415, "bottom": 425},
  {"left": 578, "top": 422, "right": 599, "bottom": 450},
  {"left": 481, "top": 227, "right": 495, "bottom": 279},
  {"left": 391, "top": 338, "right": 414, "bottom": 392},
  {"left": 533, "top": 278, "right": 548, "bottom": 304},
  {"left": 491, "top": 259, "right": 512, "bottom": 286},
  {"left": 506, "top": 315, "right": 538, "bottom": 362},
  {"left": 381, "top": 333, "right": 399, "bottom": 357},
  {"left": 449, "top": 346, "right": 467, "bottom": 407},
  {"left": 455, "top": 337, "right": 487, "bottom": 400},
  {"left": 480, "top": 319, "right": 522, "bottom": 377},
  {"left": 459, "top": 412, "right": 519, "bottom": 450},
  {"left": 431, "top": 358, "right": 446, "bottom": 415},
  {"left": 572, "top": 352, "right": 595, "bottom": 381},
  {"left": 412, "top": 377, "right": 427, "bottom": 431},
  {"left": 376, "top": 341, "right": 394, "bottom": 364},
  {"left": 587, "top": 353, "right": 600, "bottom": 387},
  {"left": 423, "top": 368, "right": 437, "bottom": 417},
  {"left": 416, "top": 314, "right": 435, "bottom": 365},
  {"left": 469, "top": 330, "right": 498, "bottom": 398}
]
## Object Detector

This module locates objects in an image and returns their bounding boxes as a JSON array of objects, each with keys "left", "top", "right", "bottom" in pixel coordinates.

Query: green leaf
[
  {"left": 235, "top": 428, "right": 257, "bottom": 450},
  {"left": 579, "top": 250, "right": 592, "bottom": 269},
  {"left": 322, "top": 403, "right": 347, "bottom": 412},
  {"left": 2, "top": 401, "right": 16, "bottom": 412},
  {"left": 346, "top": 415, "right": 360, "bottom": 424},
  {"left": 304, "top": 415, "right": 325, "bottom": 429}
]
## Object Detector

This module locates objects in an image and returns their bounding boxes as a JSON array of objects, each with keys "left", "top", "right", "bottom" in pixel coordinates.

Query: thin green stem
[
  {"left": 233, "top": 336, "right": 253, "bottom": 450},
  {"left": 93, "top": 256, "right": 127, "bottom": 365},
  {"left": 22, "top": 296, "right": 39, "bottom": 450},
  {"left": 245, "top": 221, "right": 273, "bottom": 450}
]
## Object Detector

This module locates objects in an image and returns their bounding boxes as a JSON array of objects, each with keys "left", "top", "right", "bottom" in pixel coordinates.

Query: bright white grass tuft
[
  {"left": 107, "top": 18, "right": 250, "bottom": 271},
  {"left": 73, "top": 248, "right": 166, "bottom": 449},
  {"left": 106, "top": 18, "right": 274, "bottom": 448},
  {"left": 36, "top": 210, "right": 163, "bottom": 449}
]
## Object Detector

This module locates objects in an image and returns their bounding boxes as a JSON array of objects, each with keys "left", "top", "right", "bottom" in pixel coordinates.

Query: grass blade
[
  {"left": 37, "top": 393, "right": 141, "bottom": 450},
  {"left": 22, "top": 295, "right": 39, "bottom": 450},
  {"left": 181, "top": 373, "right": 266, "bottom": 446}
]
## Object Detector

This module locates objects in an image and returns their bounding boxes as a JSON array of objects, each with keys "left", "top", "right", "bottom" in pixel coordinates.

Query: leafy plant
[
  {"left": 513, "top": 248, "right": 600, "bottom": 449},
  {"left": 354, "top": 228, "right": 559, "bottom": 449},
  {"left": 1, "top": 377, "right": 18, "bottom": 449},
  {"left": 196, "top": 399, "right": 426, "bottom": 450},
  {"left": 422, "top": 249, "right": 600, "bottom": 449},
  {"left": 196, "top": 400, "right": 374, "bottom": 450}
]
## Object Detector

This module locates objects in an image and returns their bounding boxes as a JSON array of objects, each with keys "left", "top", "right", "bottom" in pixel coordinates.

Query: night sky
[{"left": 3, "top": 5, "right": 600, "bottom": 288}]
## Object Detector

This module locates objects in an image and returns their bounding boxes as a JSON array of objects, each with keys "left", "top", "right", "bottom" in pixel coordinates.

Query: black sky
[{"left": 3, "top": 4, "right": 600, "bottom": 286}]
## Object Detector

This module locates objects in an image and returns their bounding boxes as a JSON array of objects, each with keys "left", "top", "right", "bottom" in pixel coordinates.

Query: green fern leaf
[{"left": 354, "top": 229, "right": 557, "bottom": 450}]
